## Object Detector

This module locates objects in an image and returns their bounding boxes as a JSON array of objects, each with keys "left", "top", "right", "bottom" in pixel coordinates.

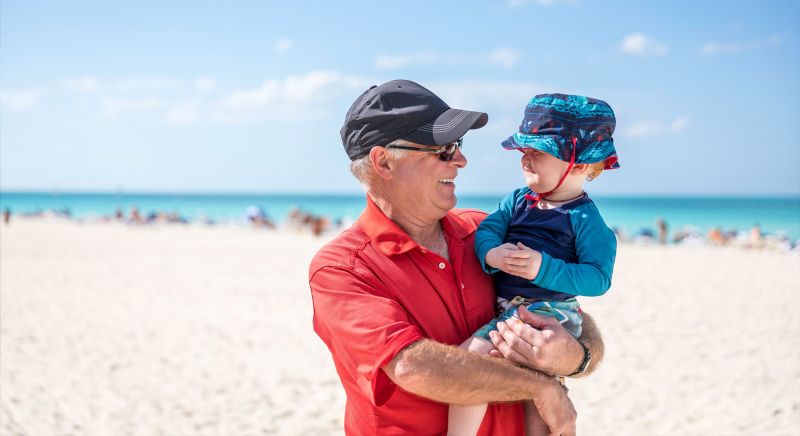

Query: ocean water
[{"left": 1, "top": 191, "right": 798, "bottom": 240}]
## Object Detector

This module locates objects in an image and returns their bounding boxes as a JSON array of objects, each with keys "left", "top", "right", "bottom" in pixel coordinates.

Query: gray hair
[{"left": 349, "top": 140, "right": 411, "bottom": 187}]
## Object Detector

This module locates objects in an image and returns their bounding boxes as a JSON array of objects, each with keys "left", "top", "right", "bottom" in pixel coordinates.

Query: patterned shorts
[{"left": 472, "top": 296, "right": 583, "bottom": 341}]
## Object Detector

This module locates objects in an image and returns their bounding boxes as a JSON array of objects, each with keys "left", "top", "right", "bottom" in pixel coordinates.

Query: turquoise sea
[{"left": 1, "top": 191, "right": 798, "bottom": 240}]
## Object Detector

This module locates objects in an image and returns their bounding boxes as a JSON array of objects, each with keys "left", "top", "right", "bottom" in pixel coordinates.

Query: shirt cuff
[
  {"left": 531, "top": 251, "right": 552, "bottom": 286},
  {"left": 476, "top": 246, "right": 499, "bottom": 274},
  {"left": 371, "top": 331, "right": 424, "bottom": 407}
]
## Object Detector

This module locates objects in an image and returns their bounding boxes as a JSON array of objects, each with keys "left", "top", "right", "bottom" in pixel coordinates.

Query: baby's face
[{"left": 520, "top": 149, "right": 570, "bottom": 193}]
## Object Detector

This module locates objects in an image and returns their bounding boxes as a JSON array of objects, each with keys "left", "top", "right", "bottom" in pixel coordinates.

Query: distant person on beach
[
  {"left": 244, "top": 206, "right": 275, "bottom": 229},
  {"left": 2, "top": 208, "right": 10, "bottom": 225},
  {"left": 309, "top": 80, "right": 604, "bottom": 435},
  {"left": 657, "top": 218, "right": 669, "bottom": 245},
  {"left": 449, "top": 94, "right": 619, "bottom": 436},
  {"left": 748, "top": 223, "right": 763, "bottom": 249},
  {"left": 129, "top": 207, "right": 144, "bottom": 225},
  {"left": 310, "top": 215, "right": 329, "bottom": 236},
  {"left": 708, "top": 227, "right": 726, "bottom": 245}
]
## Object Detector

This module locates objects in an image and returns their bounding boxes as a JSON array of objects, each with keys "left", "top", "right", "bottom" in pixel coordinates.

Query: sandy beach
[{"left": 1, "top": 218, "right": 799, "bottom": 436}]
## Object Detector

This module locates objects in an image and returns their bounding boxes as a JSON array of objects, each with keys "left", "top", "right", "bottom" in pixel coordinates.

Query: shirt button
[
  {"left": 438, "top": 262, "right": 446, "bottom": 269},
  {"left": 461, "top": 283, "right": 465, "bottom": 289}
]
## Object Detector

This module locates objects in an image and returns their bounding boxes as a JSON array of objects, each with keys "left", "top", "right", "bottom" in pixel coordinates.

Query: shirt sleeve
[
  {"left": 475, "top": 188, "right": 528, "bottom": 274},
  {"left": 309, "top": 265, "right": 425, "bottom": 407},
  {"left": 532, "top": 202, "right": 617, "bottom": 296}
]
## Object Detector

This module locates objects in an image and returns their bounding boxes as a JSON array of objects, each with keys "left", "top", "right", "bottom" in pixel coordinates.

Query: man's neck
[{"left": 369, "top": 193, "right": 448, "bottom": 257}]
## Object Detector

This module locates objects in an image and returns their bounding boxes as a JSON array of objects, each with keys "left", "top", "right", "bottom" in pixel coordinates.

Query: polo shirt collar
[{"left": 358, "top": 195, "right": 475, "bottom": 256}]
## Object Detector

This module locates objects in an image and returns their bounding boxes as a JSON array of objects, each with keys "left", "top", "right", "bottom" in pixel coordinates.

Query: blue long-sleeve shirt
[{"left": 475, "top": 187, "right": 616, "bottom": 301}]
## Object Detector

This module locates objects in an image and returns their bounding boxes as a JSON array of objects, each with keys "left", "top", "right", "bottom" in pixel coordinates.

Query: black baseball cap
[{"left": 340, "top": 80, "right": 489, "bottom": 161}]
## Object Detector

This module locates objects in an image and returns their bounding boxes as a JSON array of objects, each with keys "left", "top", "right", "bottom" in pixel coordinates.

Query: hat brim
[
  {"left": 502, "top": 132, "right": 621, "bottom": 169},
  {"left": 502, "top": 132, "right": 564, "bottom": 159},
  {"left": 401, "top": 108, "right": 488, "bottom": 146}
]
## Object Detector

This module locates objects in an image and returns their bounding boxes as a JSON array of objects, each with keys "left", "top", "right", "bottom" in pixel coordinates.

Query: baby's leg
[
  {"left": 447, "top": 337, "right": 496, "bottom": 436},
  {"left": 524, "top": 400, "right": 549, "bottom": 436}
]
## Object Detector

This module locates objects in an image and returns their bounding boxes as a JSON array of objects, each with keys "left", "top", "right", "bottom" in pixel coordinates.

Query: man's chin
[{"left": 435, "top": 195, "right": 458, "bottom": 214}]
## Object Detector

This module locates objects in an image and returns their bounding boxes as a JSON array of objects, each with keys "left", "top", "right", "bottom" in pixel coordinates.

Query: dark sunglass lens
[
  {"left": 446, "top": 139, "right": 462, "bottom": 161},
  {"left": 440, "top": 144, "right": 455, "bottom": 161}
]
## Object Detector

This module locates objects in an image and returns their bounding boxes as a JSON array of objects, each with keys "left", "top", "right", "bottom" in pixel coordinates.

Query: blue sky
[{"left": 1, "top": 0, "right": 798, "bottom": 195}]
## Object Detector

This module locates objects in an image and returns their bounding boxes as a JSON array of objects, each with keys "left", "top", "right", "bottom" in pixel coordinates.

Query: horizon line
[{"left": 1, "top": 189, "right": 799, "bottom": 199}]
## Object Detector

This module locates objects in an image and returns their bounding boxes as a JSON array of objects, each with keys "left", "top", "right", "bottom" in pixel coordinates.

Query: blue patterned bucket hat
[{"left": 501, "top": 94, "right": 620, "bottom": 170}]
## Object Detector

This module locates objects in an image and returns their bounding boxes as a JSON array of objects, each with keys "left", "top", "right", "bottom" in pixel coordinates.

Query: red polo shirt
[{"left": 309, "top": 197, "right": 524, "bottom": 435}]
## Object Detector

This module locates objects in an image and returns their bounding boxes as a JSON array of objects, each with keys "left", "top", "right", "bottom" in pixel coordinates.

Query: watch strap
[{"left": 567, "top": 340, "right": 591, "bottom": 377}]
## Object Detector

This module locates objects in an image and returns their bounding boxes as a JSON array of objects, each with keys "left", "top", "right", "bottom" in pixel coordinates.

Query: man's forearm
[
  {"left": 574, "top": 312, "right": 604, "bottom": 377},
  {"left": 383, "top": 339, "right": 560, "bottom": 405}
]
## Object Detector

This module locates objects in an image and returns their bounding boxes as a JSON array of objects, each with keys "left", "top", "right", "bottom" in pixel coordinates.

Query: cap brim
[{"left": 401, "top": 108, "right": 488, "bottom": 146}]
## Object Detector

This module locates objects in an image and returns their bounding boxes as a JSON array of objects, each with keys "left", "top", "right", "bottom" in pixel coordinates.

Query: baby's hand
[
  {"left": 501, "top": 242, "right": 543, "bottom": 281},
  {"left": 485, "top": 243, "right": 519, "bottom": 270}
]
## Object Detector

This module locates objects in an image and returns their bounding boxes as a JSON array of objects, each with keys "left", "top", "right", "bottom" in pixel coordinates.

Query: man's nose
[{"left": 451, "top": 148, "right": 467, "bottom": 168}]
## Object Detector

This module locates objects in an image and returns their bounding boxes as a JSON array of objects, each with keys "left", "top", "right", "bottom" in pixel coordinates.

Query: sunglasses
[{"left": 386, "top": 138, "right": 463, "bottom": 162}]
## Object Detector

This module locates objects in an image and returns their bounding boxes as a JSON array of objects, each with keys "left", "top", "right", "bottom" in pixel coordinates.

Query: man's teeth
[{"left": 439, "top": 178, "right": 455, "bottom": 183}]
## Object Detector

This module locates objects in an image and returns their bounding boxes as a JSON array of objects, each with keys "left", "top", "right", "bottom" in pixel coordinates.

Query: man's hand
[
  {"left": 488, "top": 306, "right": 585, "bottom": 376},
  {"left": 500, "top": 242, "right": 543, "bottom": 281},
  {"left": 484, "top": 243, "right": 519, "bottom": 270},
  {"left": 534, "top": 384, "right": 577, "bottom": 436}
]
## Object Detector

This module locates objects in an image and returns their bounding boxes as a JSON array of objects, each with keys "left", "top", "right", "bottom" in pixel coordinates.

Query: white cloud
[
  {"left": 489, "top": 48, "right": 523, "bottom": 70},
  {"left": 700, "top": 42, "right": 742, "bottom": 55},
  {"left": 619, "top": 33, "right": 668, "bottom": 56},
  {"left": 374, "top": 48, "right": 523, "bottom": 70},
  {"left": 214, "top": 75, "right": 546, "bottom": 125},
  {"left": 274, "top": 38, "right": 293, "bottom": 53},
  {"left": 195, "top": 76, "right": 217, "bottom": 92},
  {"left": 221, "top": 71, "right": 365, "bottom": 109},
  {"left": 669, "top": 116, "right": 689, "bottom": 134},
  {"left": 429, "top": 80, "right": 546, "bottom": 111},
  {"left": 64, "top": 76, "right": 100, "bottom": 93},
  {"left": 215, "top": 70, "right": 368, "bottom": 123},
  {"left": 62, "top": 76, "right": 182, "bottom": 93},
  {"left": 700, "top": 34, "right": 783, "bottom": 56},
  {"left": 0, "top": 88, "right": 44, "bottom": 112},
  {"left": 621, "top": 116, "right": 689, "bottom": 139},
  {"left": 767, "top": 34, "right": 783, "bottom": 46},
  {"left": 166, "top": 101, "right": 201, "bottom": 125},
  {"left": 113, "top": 77, "right": 178, "bottom": 91},
  {"left": 102, "top": 97, "right": 165, "bottom": 119},
  {"left": 623, "top": 120, "right": 664, "bottom": 138}
]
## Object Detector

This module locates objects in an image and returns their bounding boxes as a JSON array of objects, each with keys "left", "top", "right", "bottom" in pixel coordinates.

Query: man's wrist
[
  {"left": 566, "top": 340, "right": 591, "bottom": 377},
  {"left": 531, "top": 377, "right": 564, "bottom": 407}
]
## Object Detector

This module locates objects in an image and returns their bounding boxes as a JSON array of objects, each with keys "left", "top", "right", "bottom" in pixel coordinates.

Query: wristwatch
[{"left": 567, "top": 340, "right": 591, "bottom": 377}]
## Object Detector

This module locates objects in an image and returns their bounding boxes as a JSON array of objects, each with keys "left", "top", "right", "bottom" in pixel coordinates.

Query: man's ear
[{"left": 369, "top": 146, "right": 394, "bottom": 180}]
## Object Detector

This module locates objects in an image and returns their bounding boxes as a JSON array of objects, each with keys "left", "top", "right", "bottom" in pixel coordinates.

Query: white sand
[{"left": 1, "top": 219, "right": 798, "bottom": 435}]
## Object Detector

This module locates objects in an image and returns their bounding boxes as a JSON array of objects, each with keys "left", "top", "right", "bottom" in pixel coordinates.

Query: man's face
[{"left": 391, "top": 143, "right": 468, "bottom": 220}]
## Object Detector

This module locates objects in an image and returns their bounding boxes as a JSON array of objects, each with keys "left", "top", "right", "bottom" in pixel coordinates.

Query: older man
[{"left": 309, "top": 80, "right": 603, "bottom": 435}]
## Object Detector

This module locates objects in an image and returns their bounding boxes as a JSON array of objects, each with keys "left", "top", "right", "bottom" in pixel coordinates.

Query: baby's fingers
[
  {"left": 504, "top": 257, "right": 531, "bottom": 267},
  {"left": 504, "top": 249, "right": 532, "bottom": 259}
]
